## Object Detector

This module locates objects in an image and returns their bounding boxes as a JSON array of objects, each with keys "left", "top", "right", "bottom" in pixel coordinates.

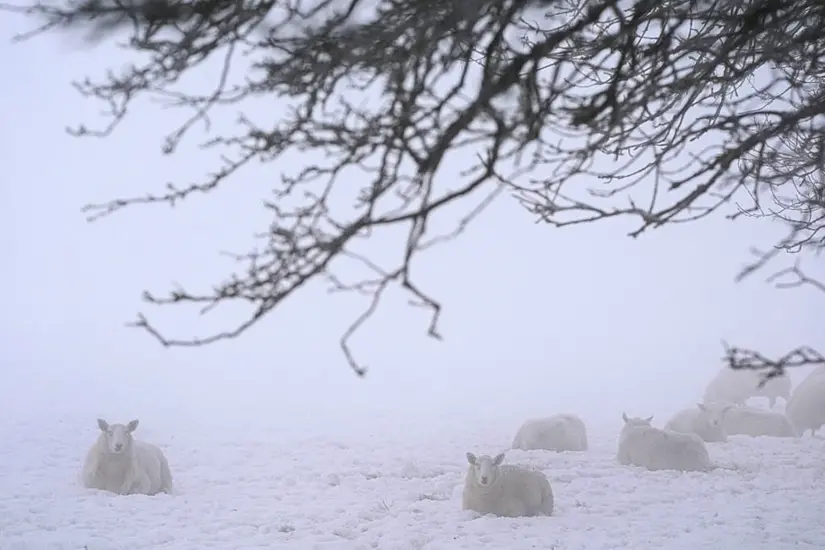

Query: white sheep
[
  {"left": 512, "top": 414, "right": 588, "bottom": 452},
  {"left": 786, "top": 376, "right": 825, "bottom": 437},
  {"left": 462, "top": 452, "right": 554, "bottom": 517},
  {"left": 703, "top": 368, "right": 752, "bottom": 405},
  {"left": 751, "top": 372, "right": 792, "bottom": 409},
  {"left": 794, "top": 365, "right": 825, "bottom": 395},
  {"left": 722, "top": 405, "right": 798, "bottom": 438},
  {"left": 703, "top": 367, "right": 790, "bottom": 408},
  {"left": 664, "top": 403, "right": 731, "bottom": 443},
  {"left": 617, "top": 413, "right": 711, "bottom": 472},
  {"left": 81, "top": 418, "right": 173, "bottom": 495}
]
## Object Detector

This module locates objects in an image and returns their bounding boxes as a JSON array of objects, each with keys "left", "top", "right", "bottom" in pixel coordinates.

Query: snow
[{"left": 2, "top": 407, "right": 824, "bottom": 550}]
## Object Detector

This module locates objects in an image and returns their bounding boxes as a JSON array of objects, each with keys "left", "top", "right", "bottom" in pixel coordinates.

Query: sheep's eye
[{"left": 107, "top": 430, "right": 113, "bottom": 436}]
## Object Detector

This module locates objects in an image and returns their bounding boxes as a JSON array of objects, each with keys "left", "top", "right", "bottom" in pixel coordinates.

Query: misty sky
[{"left": 2, "top": 15, "right": 822, "bottom": 433}]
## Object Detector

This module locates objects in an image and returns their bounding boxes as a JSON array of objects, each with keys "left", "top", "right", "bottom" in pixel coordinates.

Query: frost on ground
[{"left": 1, "top": 410, "right": 824, "bottom": 550}]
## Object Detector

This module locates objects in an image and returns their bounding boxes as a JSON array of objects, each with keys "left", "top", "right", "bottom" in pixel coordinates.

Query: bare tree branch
[
  {"left": 724, "top": 344, "right": 825, "bottom": 386},
  {"left": 767, "top": 262, "right": 825, "bottom": 294},
  {"left": 725, "top": 261, "right": 823, "bottom": 382},
  {"left": 2, "top": 0, "right": 823, "bottom": 374}
]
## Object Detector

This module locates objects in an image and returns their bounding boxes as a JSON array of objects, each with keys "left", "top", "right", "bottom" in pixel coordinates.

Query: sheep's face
[
  {"left": 97, "top": 418, "right": 139, "bottom": 454},
  {"left": 621, "top": 413, "right": 653, "bottom": 429},
  {"left": 466, "top": 452, "right": 505, "bottom": 487},
  {"left": 696, "top": 403, "right": 731, "bottom": 428}
]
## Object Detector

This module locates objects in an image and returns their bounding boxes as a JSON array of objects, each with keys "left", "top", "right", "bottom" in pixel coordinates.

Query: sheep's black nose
[
  {"left": 114, "top": 443, "right": 123, "bottom": 451},
  {"left": 480, "top": 476, "right": 488, "bottom": 484}
]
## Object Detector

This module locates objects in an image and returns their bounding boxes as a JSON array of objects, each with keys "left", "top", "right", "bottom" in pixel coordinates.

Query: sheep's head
[
  {"left": 696, "top": 403, "right": 732, "bottom": 427},
  {"left": 97, "top": 418, "right": 138, "bottom": 454},
  {"left": 695, "top": 403, "right": 731, "bottom": 442},
  {"left": 621, "top": 412, "right": 653, "bottom": 428},
  {"left": 466, "top": 452, "right": 505, "bottom": 487}
]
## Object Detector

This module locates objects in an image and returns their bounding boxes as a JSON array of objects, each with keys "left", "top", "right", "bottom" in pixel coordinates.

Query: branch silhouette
[{"left": 3, "top": 0, "right": 823, "bottom": 374}]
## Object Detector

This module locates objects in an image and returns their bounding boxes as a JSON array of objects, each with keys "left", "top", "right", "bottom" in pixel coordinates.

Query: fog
[{"left": 2, "top": 23, "right": 821, "bottom": 437}]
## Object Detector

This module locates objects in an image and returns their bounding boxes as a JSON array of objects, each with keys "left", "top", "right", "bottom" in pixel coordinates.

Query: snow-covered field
[{"left": 2, "top": 407, "right": 824, "bottom": 550}]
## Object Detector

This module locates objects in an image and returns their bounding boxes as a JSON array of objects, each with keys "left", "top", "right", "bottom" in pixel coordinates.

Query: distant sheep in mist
[
  {"left": 512, "top": 414, "right": 588, "bottom": 452},
  {"left": 751, "top": 373, "right": 792, "bottom": 409},
  {"left": 462, "top": 452, "right": 554, "bottom": 518},
  {"left": 617, "top": 413, "right": 711, "bottom": 472},
  {"left": 722, "top": 405, "right": 797, "bottom": 438},
  {"left": 665, "top": 403, "right": 731, "bottom": 443},
  {"left": 703, "top": 368, "right": 752, "bottom": 406},
  {"left": 703, "top": 368, "right": 791, "bottom": 408},
  {"left": 793, "top": 366, "right": 825, "bottom": 396},
  {"left": 786, "top": 376, "right": 825, "bottom": 437},
  {"left": 81, "top": 419, "right": 173, "bottom": 496}
]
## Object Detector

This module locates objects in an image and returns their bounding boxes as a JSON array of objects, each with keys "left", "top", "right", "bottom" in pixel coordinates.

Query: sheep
[
  {"left": 703, "top": 368, "right": 753, "bottom": 406},
  {"left": 786, "top": 376, "right": 825, "bottom": 437},
  {"left": 664, "top": 403, "right": 731, "bottom": 443},
  {"left": 512, "top": 414, "right": 588, "bottom": 452},
  {"left": 702, "top": 367, "right": 792, "bottom": 408},
  {"left": 81, "top": 418, "right": 173, "bottom": 495},
  {"left": 462, "top": 452, "right": 554, "bottom": 517},
  {"left": 794, "top": 365, "right": 825, "bottom": 395},
  {"left": 617, "top": 413, "right": 711, "bottom": 472},
  {"left": 751, "top": 372, "right": 792, "bottom": 409},
  {"left": 722, "top": 405, "right": 798, "bottom": 438}
]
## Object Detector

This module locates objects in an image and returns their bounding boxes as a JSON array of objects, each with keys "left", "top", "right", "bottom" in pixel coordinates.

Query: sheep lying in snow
[
  {"left": 462, "top": 452, "right": 554, "bottom": 517},
  {"left": 81, "top": 419, "right": 173, "bottom": 495},
  {"left": 617, "top": 413, "right": 711, "bottom": 472},
  {"left": 703, "top": 368, "right": 791, "bottom": 408},
  {"left": 722, "top": 405, "right": 797, "bottom": 438},
  {"left": 512, "top": 414, "right": 588, "bottom": 452},
  {"left": 786, "top": 376, "right": 825, "bottom": 437},
  {"left": 665, "top": 403, "right": 731, "bottom": 443}
]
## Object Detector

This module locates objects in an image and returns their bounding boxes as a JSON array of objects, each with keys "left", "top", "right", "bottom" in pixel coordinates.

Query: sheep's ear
[
  {"left": 493, "top": 453, "right": 505, "bottom": 466},
  {"left": 645, "top": 415, "right": 654, "bottom": 422},
  {"left": 697, "top": 403, "right": 707, "bottom": 412},
  {"left": 466, "top": 452, "right": 477, "bottom": 465},
  {"left": 621, "top": 412, "right": 629, "bottom": 423},
  {"left": 126, "top": 420, "right": 139, "bottom": 433},
  {"left": 97, "top": 419, "right": 109, "bottom": 431}
]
